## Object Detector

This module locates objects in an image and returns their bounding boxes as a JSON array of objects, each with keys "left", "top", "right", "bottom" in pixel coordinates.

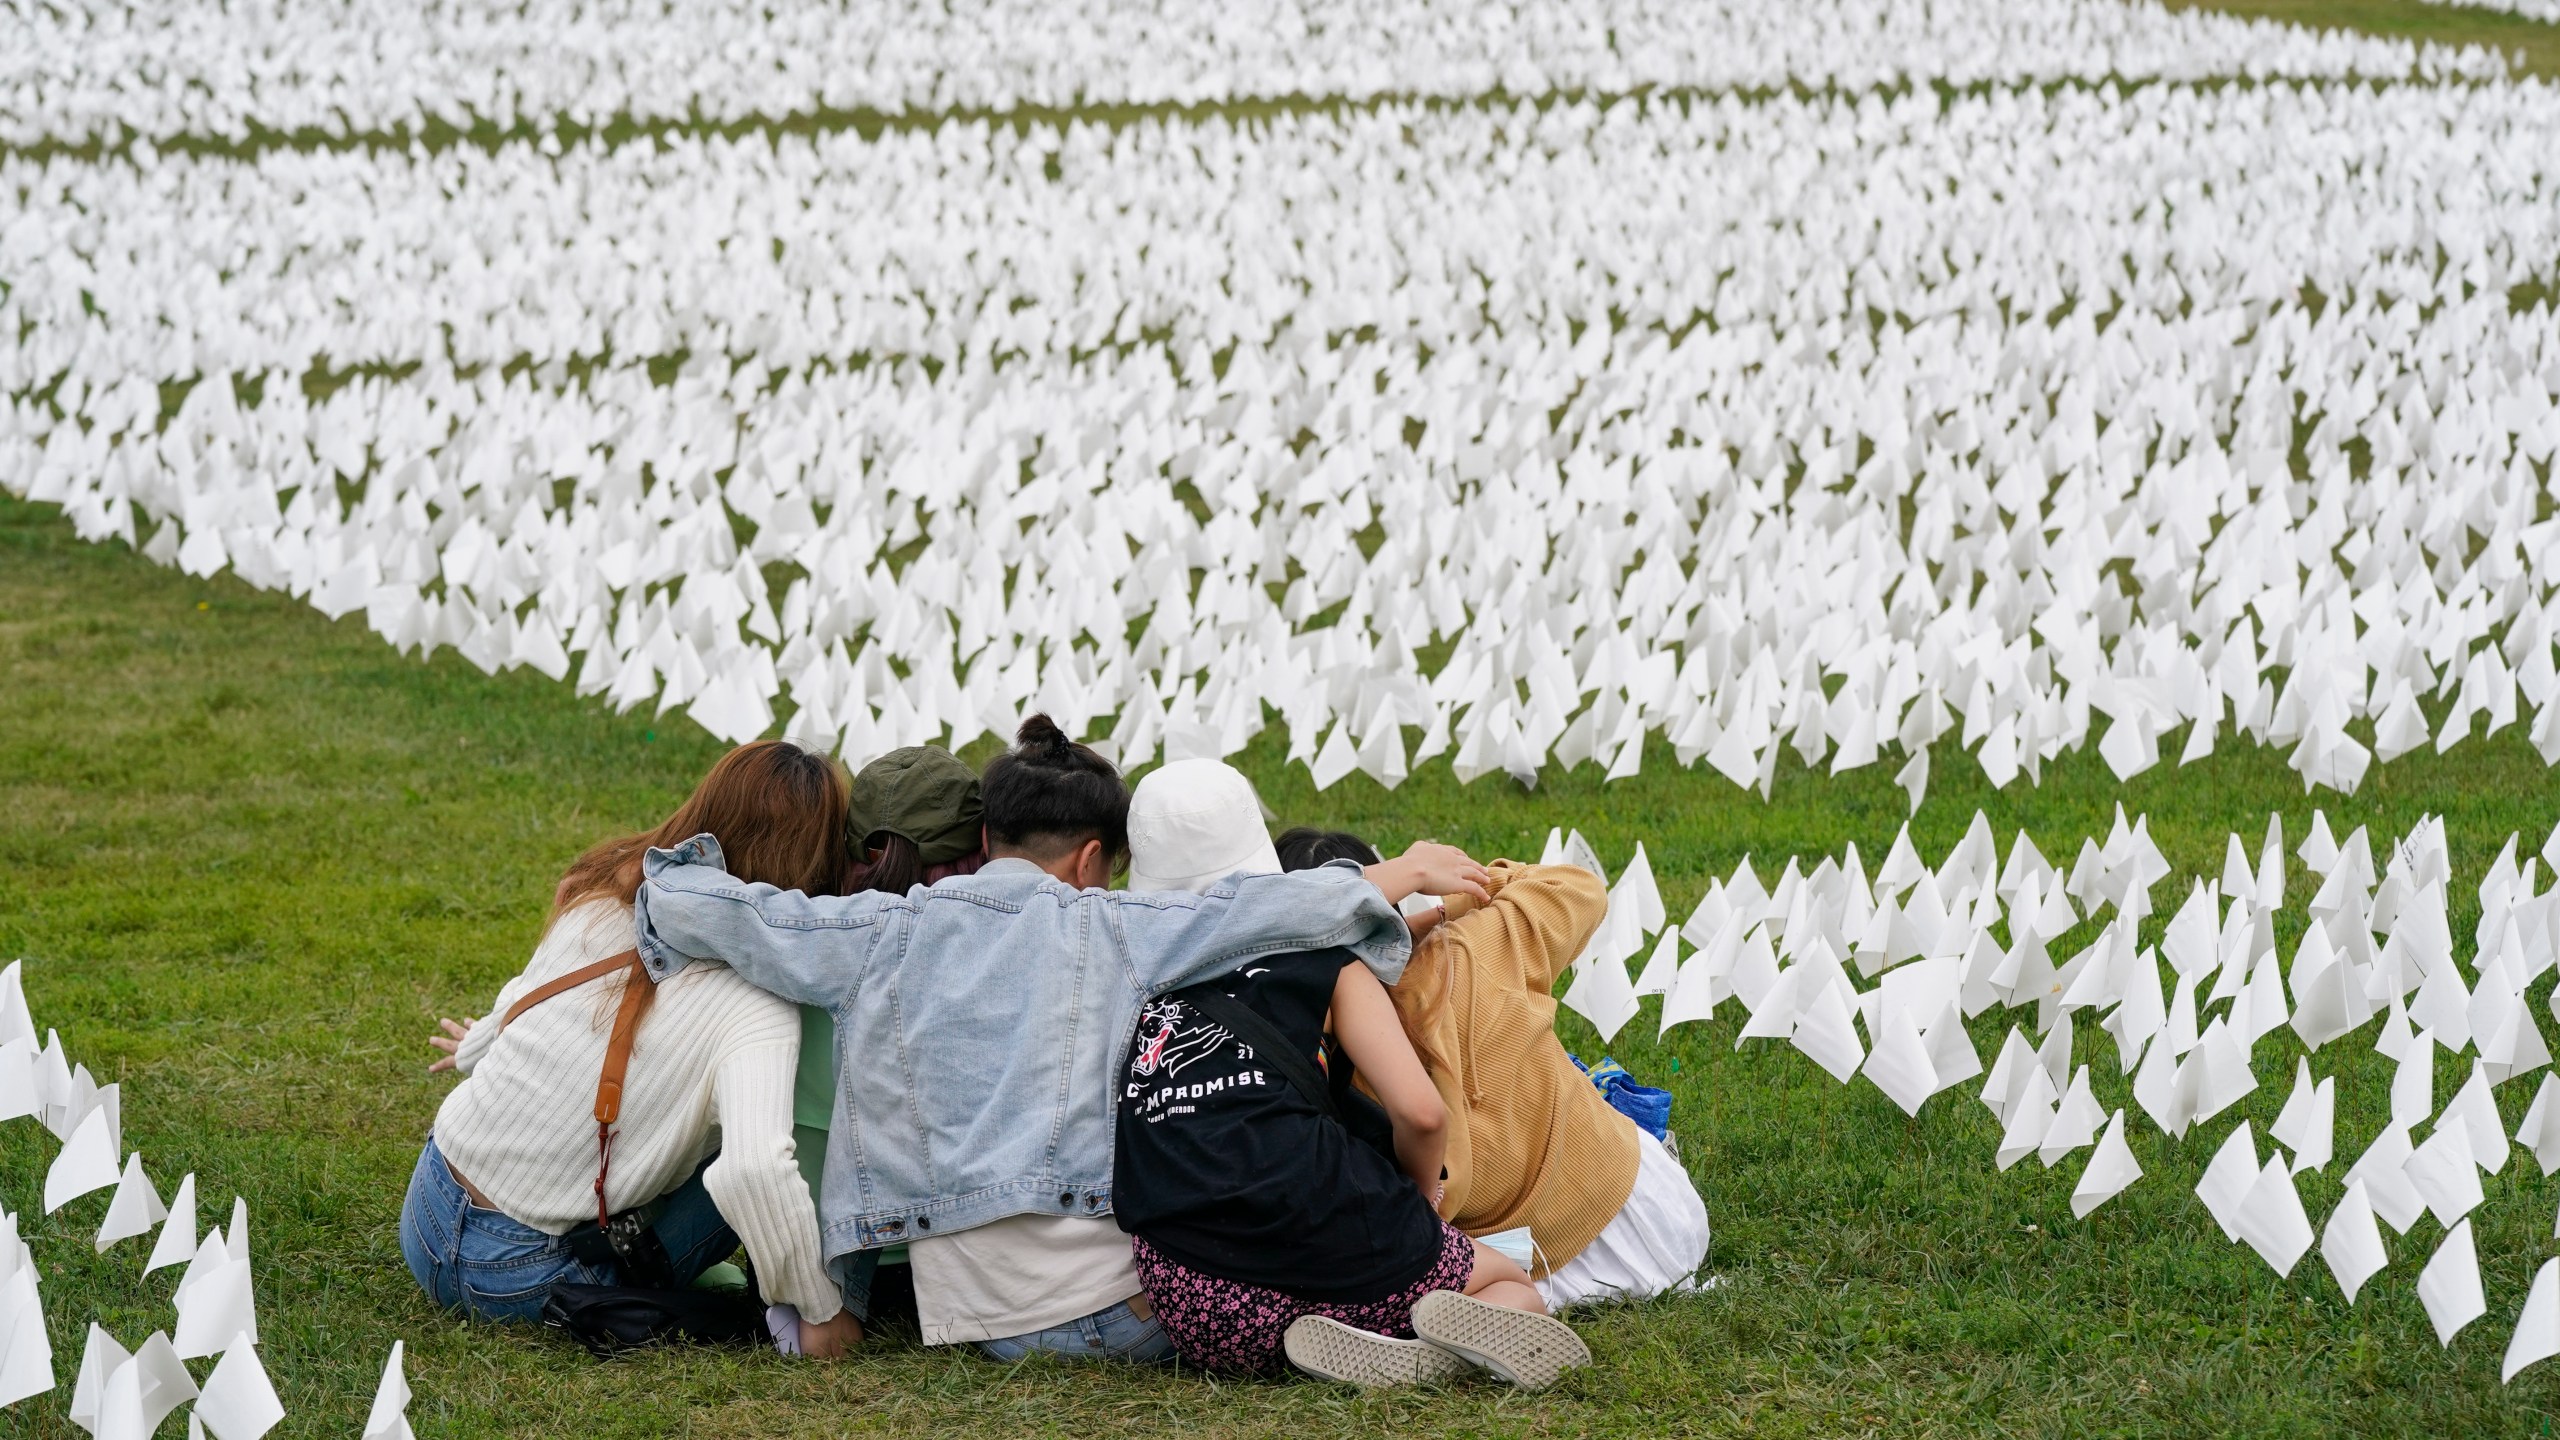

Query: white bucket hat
[{"left": 1126, "top": 758, "right": 1282, "bottom": 895}]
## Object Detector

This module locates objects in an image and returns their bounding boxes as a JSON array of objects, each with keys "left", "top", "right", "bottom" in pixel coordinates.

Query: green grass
[{"left": 11, "top": 478, "right": 2560, "bottom": 1440}]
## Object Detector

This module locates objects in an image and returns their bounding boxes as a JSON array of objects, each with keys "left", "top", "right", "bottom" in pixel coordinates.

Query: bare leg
[{"left": 1461, "top": 1240, "right": 1548, "bottom": 1314}]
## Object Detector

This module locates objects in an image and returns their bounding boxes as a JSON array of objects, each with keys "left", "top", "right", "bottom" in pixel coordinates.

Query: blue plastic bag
[{"left": 1570, "top": 1054, "right": 1673, "bottom": 1141}]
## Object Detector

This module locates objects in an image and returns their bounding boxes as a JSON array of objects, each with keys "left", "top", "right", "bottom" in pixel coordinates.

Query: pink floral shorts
[{"left": 1131, "top": 1223, "right": 1475, "bottom": 1376}]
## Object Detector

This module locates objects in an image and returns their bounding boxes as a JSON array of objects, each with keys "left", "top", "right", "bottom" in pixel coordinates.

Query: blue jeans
[
  {"left": 978, "top": 1300, "right": 1175, "bottom": 1364},
  {"left": 399, "top": 1136, "right": 739, "bottom": 1322}
]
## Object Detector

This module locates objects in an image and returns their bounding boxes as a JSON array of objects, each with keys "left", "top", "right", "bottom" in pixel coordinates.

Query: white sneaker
[
  {"left": 766, "top": 1303, "right": 805, "bottom": 1357},
  {"left": 1282, "top": 1315, "right": 1474, "bottom": 1387},
  {"left": 1409, "top": 1290, "right": 1591, "bottom": 1390}
]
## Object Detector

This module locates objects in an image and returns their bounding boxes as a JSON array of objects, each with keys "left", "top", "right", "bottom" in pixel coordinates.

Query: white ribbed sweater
[{"left": 436, "top": 901, "right": 839, "bottom": 1320}]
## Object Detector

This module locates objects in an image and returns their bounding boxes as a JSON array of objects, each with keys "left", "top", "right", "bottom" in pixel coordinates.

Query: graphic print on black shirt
[
  {"left": 1129, "top": 995, "right": 1242, "bottom": 1086},
  {"left": 1113, "top": 948, "right": 1446, "bottom": 1303}
]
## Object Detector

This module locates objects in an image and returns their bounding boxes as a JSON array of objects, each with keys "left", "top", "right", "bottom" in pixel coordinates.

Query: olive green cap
[{"left": 849, "top": 746, "right": 984, "bottom": 865}]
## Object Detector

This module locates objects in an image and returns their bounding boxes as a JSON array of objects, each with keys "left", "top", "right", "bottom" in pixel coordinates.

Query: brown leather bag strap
[
  {"left": 593, "top": 955, "right": 654, "bottom": 1128},
  {"left": 487, "top": 948, "right": 655, "bottom": 1229},
  {"left": 589, "top": 955, "right": 656, "bottom": 1229},
  {"left": 499, "top": 950, "right": 639, "bottom": 1030}
]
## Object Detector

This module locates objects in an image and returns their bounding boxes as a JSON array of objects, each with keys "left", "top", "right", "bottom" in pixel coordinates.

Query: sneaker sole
[
  {"left": 1283, "top": 1315, "right": 1474, "bottom": 1387},
  {"left": 1409, "top": 1290, "right": 1590, "bottom": 1391}
]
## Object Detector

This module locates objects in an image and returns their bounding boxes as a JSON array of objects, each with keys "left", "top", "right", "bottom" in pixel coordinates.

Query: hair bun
[{"left": 1016, "top": 713, "right": 1073, "bottom": 759}]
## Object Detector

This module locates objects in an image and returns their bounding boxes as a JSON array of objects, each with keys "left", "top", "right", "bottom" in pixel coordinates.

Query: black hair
[
  {"left": 1275, "top": 826, "right": 1380, "bottom": 871},
  {"left": 980, "top": 714, "right": 1130, "bottom": 861}
]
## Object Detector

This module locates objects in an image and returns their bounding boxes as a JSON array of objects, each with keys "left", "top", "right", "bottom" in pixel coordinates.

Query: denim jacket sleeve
[
  {"left": 633, "top": 833, "right": 895, "bottom": 1009},
  {"left": 1113, "top": 859, "right": 1413, "bottom": 996}
]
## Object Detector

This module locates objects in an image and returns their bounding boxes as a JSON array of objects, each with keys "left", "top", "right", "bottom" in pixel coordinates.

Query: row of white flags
[
  {"left": 1, "top": 963, "right": 413, "bottom": 1438},
  {"left": 7, "top": 79, "right": 2560, "bottom": 802},
  {"left": 1550, "top": 809, "right": 2560, "bottom": 1372},
  {"left": 0, "top": 0, "right": 2514, "bottom": 150},
  {"left": 2417, "top": 0, "right": 2560, "bottom": 26}
]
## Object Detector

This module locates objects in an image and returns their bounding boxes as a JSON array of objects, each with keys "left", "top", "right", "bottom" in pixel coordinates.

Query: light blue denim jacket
[{"left": 633, "top": 837, "right": 1411, "bottom": 1284}]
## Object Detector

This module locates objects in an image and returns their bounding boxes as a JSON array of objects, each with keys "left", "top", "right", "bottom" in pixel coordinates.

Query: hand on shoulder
[{"left": 1367, "top": 841, "right": 1490, "bottom": 907}]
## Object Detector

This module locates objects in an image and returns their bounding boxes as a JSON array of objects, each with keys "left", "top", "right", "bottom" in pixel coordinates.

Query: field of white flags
[
  {"left": 0, "top": 0, "right": 2513, "bottom": 145},
  {"left": 5, "top": 0, "right": 2558, "bottom": 810},
  {"left": 2425, "top": 0, "right": 2560, "bottom": 29},
  {"left": 0, "top": 964, "right": 413, "bottom": 1438},
  {"left": 1544, "top": 809, "right": 2560, "bottom": 1373},
  {"left": 8, "top": 0, "right": 2560, "bottom": 1429}
]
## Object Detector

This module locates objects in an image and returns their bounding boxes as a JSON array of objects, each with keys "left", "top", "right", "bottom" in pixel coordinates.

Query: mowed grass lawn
[{"left": 10, "top": 472, "right": 2560, "bottom": 1440}]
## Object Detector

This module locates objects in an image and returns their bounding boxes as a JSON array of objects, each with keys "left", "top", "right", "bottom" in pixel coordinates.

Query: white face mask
[{"left": 1478, "top": 1225, "right": 1541, "bottom": 1273}]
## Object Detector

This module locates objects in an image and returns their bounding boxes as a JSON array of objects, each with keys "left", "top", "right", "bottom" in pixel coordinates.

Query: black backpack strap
[{"left": 1180, "top": 985, "right": 1338, "bottom": 1123}]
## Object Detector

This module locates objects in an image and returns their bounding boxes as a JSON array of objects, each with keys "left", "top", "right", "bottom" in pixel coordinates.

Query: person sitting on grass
[
  {"left": 629, "top": 715, "right": 1483, "bottom": 1363},
  {"left": 407, "top": 740, "right": 862, "bottom": 1359},
  {"left": 1275, "top": 828, "right": 1711, "bottom": 1313},
  {"left": 777, "top": 743, "right": 987, "bottom": 1341},
  {"left": 1113, "top": 759, "right": 1590, "bottom": 1389}
]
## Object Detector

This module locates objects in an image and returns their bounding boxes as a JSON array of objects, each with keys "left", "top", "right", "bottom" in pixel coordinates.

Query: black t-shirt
[{"left": 1113, "top": 948, "right": 1446, "bottom": 1302}]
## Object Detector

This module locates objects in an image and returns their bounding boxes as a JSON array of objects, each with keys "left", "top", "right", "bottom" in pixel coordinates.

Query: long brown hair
[{"left": 554, "top": 740, "right": 854, "bottom": 925}]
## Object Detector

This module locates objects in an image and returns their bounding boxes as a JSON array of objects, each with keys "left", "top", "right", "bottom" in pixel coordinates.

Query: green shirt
[{"left": 795, "top": 1005, "right": 906, "bottom": 1265}]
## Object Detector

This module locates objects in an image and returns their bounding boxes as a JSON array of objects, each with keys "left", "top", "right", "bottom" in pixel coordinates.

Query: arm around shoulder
[
  {"left": 633, "top": 835, "right": 894, "bottom": 1008},
  {"left": 1120, "top": 861, "right": 1415, "bottom": 994}
]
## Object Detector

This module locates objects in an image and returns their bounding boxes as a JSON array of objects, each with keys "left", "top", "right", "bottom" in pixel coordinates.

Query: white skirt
[{"left": 1535, "top": 1128, "right": 1710, "bottom": 1311}]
